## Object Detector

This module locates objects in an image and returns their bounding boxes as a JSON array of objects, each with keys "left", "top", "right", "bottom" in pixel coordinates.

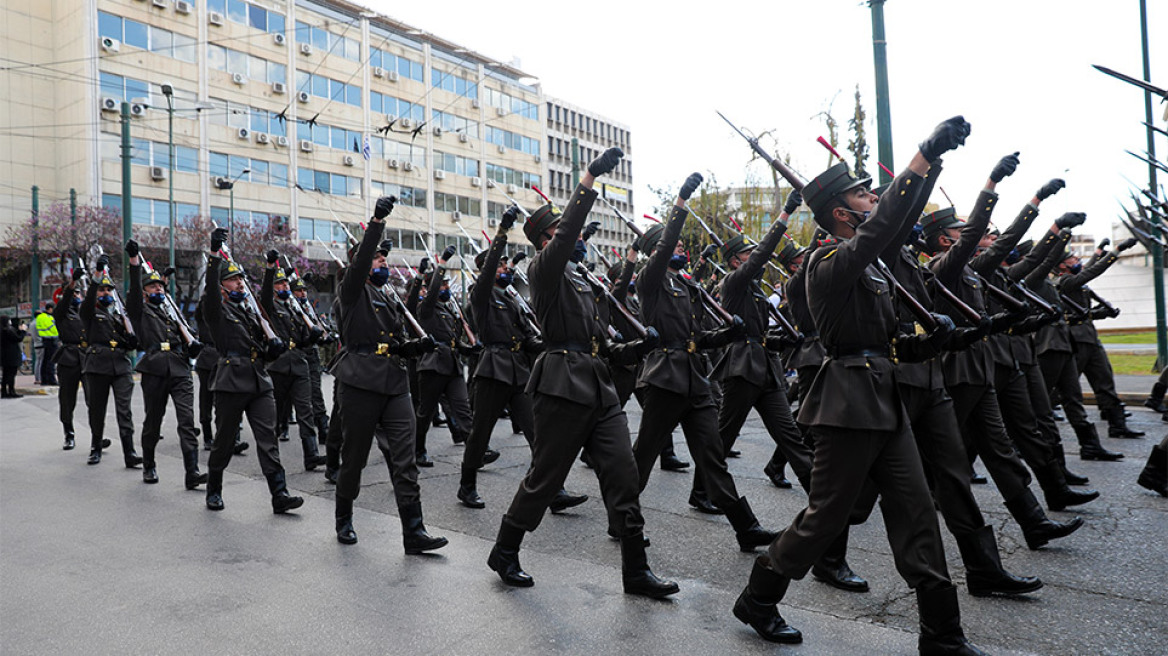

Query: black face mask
[
  {"left": 368, "top": 267, "right": 390, "bottom": 286},
  {"left": 1067, "top": 263, "right": 1082, "bottom": 275},
  {"left": 570, "top": 240, "right": 587, "bottom": 264},
  {"left": 668, "top": 254, "right": 688, "bottom": 270},
  {"left": 438, "top": 289, "right": 451, "bottom": 302},
  {"left": 1004, "top": 249, "right": 1021, "bottom": 265},
  {"left": 276, "top": 289, "right": 291, "bottom": 300},
  {"left": 148, "top": 293, "right": 166, "bottom": 305},
  {"left": 227, "top": 290, "right": 246, "bottom": 303},
  {"left": 495, "top": 272, "right": 513, "bottom": 288}
]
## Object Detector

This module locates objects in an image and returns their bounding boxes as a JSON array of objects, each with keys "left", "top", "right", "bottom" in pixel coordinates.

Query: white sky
[{"left": 370, "top": 0, "right": 1167, "bottom": 240}]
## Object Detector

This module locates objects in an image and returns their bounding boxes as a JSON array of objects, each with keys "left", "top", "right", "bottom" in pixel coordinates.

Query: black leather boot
[
  {"left": 1145, "top": 382, "right": 1168, "bottom": 413},
  {"left": 201, "top": 421, "right": 214, "bottom": 450},
  {"left": 1137, "top": 444, "right": 1167, "bottom": 497},
  {"left": 302, "top": 435, "right": 327, "bottom": 471},
  {"left": 142, "top": 465, "right": 159, "bottom": 484},
  {"left": 732, "top": 555, "right": 802, "bottom": 643},
  {"left": 1004, "top": 489, "right": 1084, "bottom": 550},
  {"left": 1053, "top": 443, "right": 1090, "bottom": 485},
  {"left": 63, "top": 427, "right": 75, "bottom": 451},
  {"left": 811, "top": 529, "right": 869, "bottom": 592},
  {"left": 183, "top": 449, "right": 208, "bottom": 490},
  {"left": 399, "top": 501, "right": 447, "bottom": 554},
  {"left": 324, "top": 442, "right": 340, "bottom": 484},
  {"left": 954, "top": 526, "right": 1043, "bottom": 596},
  {"left": 660, "top": 444, "right": 690, "bottom": 471},
  {"left": 480, "top": 448, "right": 500, "bottom": 467},
  {"left": 267, "top": 471, "right": 305, "bottom": 514},
  {"left": 917, "top": 585, "right": 987, "bottom": 655},
  {"left": 763, "top": 458, "right": 792, "bottom": 488},
  {"left": 620, "top": 533, "right": 678, "bottom": 599},
  {"left": 723, "top": 496, "right": 779, "bottom": 552},
  {"left": 336, "top": 496, "right": 357, "bottom": 544},
  {"left": 1034, "top": 462, "right": 1099, "bottom": 511},
  {"left": 549, "top": 488, "right": 588, "bottom": 513},
  {"left": 87, "top": 448, "right": 102, "bottom": 465},
  {"left": 458, "top": 469, "right": 485, "bottom": 508},
  {"left": 1075, "top": 424, "right": 1123, "bottom": 460},
  {"left": 688, "top": 485, "right": 723, "bottom": 515},
  {"left": 488, "top": 520, "right": 532, "bottom": 586},
  {"left": 206, "top": 470, "right": 225, "bottom": 510},
  {"left": 1103, "top": 407, "right": 1145, "bottom": 438}
]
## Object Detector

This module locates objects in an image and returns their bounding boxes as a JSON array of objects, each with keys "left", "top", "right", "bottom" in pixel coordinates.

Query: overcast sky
[{"left": 371, "top": 0, "right": 1166, "bottom": 241}]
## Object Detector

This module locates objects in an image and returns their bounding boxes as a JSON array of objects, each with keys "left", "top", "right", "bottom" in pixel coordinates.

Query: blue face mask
[
  {"left": 438, "top": 289, "right": 451, "bottom": 302},
  {"left": 148, "top": 292, "right": 166, "bottom": 305},
  {"left": 495, "top": 272, "right": 514, "bottom": 288},
  {"left": 71, "top": 296, "right": 82, "bottom": 307},
  {"left": 906, "top": 222, "right": 924, "bottom": 246},
  {"left": 842, "top": 208, "right": 871, "bottom": 226},
  {"left": 368, "top": 267, "right": 390, "bottom": 286},
  {"left": 227, "top": 290, "right": 247, "bottom": 303},
  {"left": 1068, "top": 263, "right": 1082, "bottom": 275},
  {"left": 276, "top": 289, "right": 291, "bottom": 300},
  {"left": 570, "top": 240, "right": 587, "bottom": 264},
  {"left": 98, "top": 295, "right": 115, "bottom": 307},
  {"left": 668, "top": 254, "right": 689, "bottom": 270},
  {"left": 1005, "top": 249, "right": 1021, "bottom": 265}
]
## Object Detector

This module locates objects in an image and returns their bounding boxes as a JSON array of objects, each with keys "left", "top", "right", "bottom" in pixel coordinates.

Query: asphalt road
[{"left": 1, "top": 375, "right": 1164, "bottom": 655}]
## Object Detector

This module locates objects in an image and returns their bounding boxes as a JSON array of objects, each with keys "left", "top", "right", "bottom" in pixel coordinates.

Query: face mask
[
  {"left": 438, "top": 289, "right": 451, "bottom": 302},
  {"left": 148, "top": 293, "right": 166, "bottom": 305},
  {"left": 71, "top": 297, "right": 82, "bottom": 307},
  {"left": 1005, "top": 249, "right": 1021, "bottom": 265},
  {"left": 276, "top": 289, "right": 291, "bottom": 300},
  {"left": 841, "top": 207, "right": 870, "bottom": 228},
  {"left": 227, "top": 290, "right": 247, "bottom": 303},
  {"left": 98, "top": 295, "right": 115, "bottom": 307},
  {"left": 495, "top": 272, "right": 513, "bottom": 288},
  {"left": 668, "top": 254, "right": 689, "bottom": 270},
  {"left": 570, "top": 240, "right": 587, "bottom": 264},
  {"left": 906, "top": 223, "right": 924, "bottom": 246},
  {"left": 368, "top": 267, "right": 390, "bottom": 286},
  {"left": 1068, "top": 263, "right": 1082, "bottom": 275}
]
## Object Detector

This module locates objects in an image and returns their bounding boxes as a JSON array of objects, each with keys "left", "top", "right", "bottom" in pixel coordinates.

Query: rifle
[
  {"left": 1085, "top": 287, "right": 1119, "bottom": 319},
  {"left": 719, "top": 110, "right": 940, "bottom": 331},
  {"left": 276, "top": 255, "right": 323, "bottom": 333},
  {"left": 91, "top": 245, "right": 137, "bottom": 338},
  {"left": 141, "top": 259, "right": 200, "bottom": 350},
  {"left": 417, "top": 233, "right": 478, "bottom": 347}
]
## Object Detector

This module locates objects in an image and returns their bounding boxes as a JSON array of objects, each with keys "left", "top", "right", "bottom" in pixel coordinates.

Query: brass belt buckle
[
  {"left": 160, "top": 342, "right": 171, "bottom": 352},
  {"left": 686, "top": 340, "right": 696, "bottom": 354},
  {"left": 289, "top": 341, "right": 296, "bottom": 349},
  {"left": 511, "top": 341, "right": 521, "bottom": 352},
  {"left": 375, "top": 343, "right": 390, "bottom": 356},
  {"left": 109, "top": 340, "right": 118, "bottom": 348},
  {"left": 590, "top": 338, "right": 599, "bottom": 358}
]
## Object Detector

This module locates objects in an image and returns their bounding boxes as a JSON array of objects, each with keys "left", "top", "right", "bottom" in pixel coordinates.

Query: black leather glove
[
  {"left": 610, "top": 330, "right": 626, "bottom": 344},
  {"left": 697, "top": 316, "right": 745, "bottom": 350},
  {"left": 379, "top": 239, "right": 393, "bottom": 253},
  {"left": 522, "top": 337, "right": 543, "bottom": 355},
  {"left": 162, "top": 266, "right": 176, "bottom": 278},
  {"left": 582, "top": 222, "right": 601, "bottom": 242},
  {"left": 1036, "top": 178, "right": 1065, "bottom": 201},
  {"left": 632, "top": 326, "right": 660, "bottom": 358},
  {"left": 1055, "top": 212, "right": 1087, "bottom": 229},
  {"left": 308, "top": 326, "right": 324, "bottom": 344},
  {"left": 1117, "top": 237, "right": 1138, "bottom": 252},
  {"left": 927, "top": 313, "right": 956, "bottom": 346},
  {"left": 125, "top": 239, "right": 140, "bottom": 258},
  {"left": 679, "top": 172, "right": 703, "bottom": 201},
  {"left": 728, "top": 315, "right": 746, "bottom": 340},
  {"left": 123, "top": 334, "right": 139, "bottom": 352},
  {"left": 918, "top": 116, "right": 971, "bottom": 162},
  {"left": 764, "top": 329, "right": 804, "bottom": 351},
  {"left": 96, "top": 254, "right": 110, "bottom": 271},
  {"left": 187, "top": 341, "right": 204, "bottom": 358},
  {"left": 700, "top": 244, "right": 718, "bottom": 261},
  {"left": 587, "top": 147, "right": 624, "bottom": 177},
  {"left": 989, "top": 310, "right": 1027, "bottom": 334},
  {"left": 440, "top": 245, "right": 457, "bottom": 262},
  {"left": 511, "top": 252, "right": 527, "bottom": 266},
  {"left": 418, "top": 257, "right": 431, "bottom": 274},
  {"left": 500, "top": 206, "right": 519, "bottom": 231},
  {"left": 1097, "top": 238, "right": 1110, "bottom": 251},
  {"left": 458, "top": 342, "right": 485, "bottom": 357},
  {"left": 373, "top": 195, "right": 397, "bottom": 220},
  {"left": 211, "top": 227, "right": 229, "bottom": 253},
  {"left": 990, "top": 152, "right": 1020, "bottom": 183},
  {"left": 265, "top": 337, "right": 287, "bottom": 360},
  {"left": 266, "top": 249, "right": 279, "bottom": 264},
  {"left": 72, "top": 267, "right": 85, "bottom": 281},
  {"left": 782, "top": 189, "right": 803, "bottom": 216}
]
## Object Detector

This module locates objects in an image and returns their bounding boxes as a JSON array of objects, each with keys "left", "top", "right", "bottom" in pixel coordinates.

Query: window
[
  {"left": 431, "top": 110, "right": 478, "bottom": 139},
  {"left": 431, "top": 67, "right": 478, "bottom": 99},
  {"left": 434, "top": 151, "right": 479, "bottom": 178},
  {"left": 175, "top": 146, "right": 198, "bottom": 174},
  {"left": 123, "top": 19, "right": 149, "bottom": 50}
]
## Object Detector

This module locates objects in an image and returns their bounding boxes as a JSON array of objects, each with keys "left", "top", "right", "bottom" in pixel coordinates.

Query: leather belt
[
  {"left": 661, "top": 340, "right": 698, "bottom": 353},
  {"left": 146, "top": 342, "right": 175, "bottom": 354},
  {"left": 732, "top": 335, "right": 763, "bottom": 345},
  {"left": 484, "top": 341, "right": 522, "bottom": 352},
  {"left": 544, "top": 340, "right": 599, "bottom": 357},
  {"left": 223, "top": 349, "right": 259, "bottom": 361},
  {"left": 828, "top": 345, "right": 891, "bottom": 359},
  {"left": 349, "top": 343, "right": 395, "bottom": 356}
]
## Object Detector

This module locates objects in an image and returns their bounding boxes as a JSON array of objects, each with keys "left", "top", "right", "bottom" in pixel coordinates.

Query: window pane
[
  {"left": 227, "top": 0, "right": 247, "bottom": 24},
  {"left": 210, "top": 152, "right": 229, "bottom": 178},
  {"left": 330, "top": 174, "right": 346, "bottom": 196},
  {"left": 249, "top": 56, "right": 267, "bottom": 82},
  {"left": 268, "top": 62, "right": 285, "bottom": 85},
  {"left": 314, "top": 170, "right": 330, "bottom": 193},
  {"left": 131, "top": 197, "right": 152, "bottom": 225},
  {"left": 295, "top": 21, "right": 310, "bottom": 44},
  {"left": 154, "top": 200, "right": 172, "bottom": 227},
  {"left": 251, "top": 109, "right": 266, "bottom": 133},
  {"left": 345, "top": 84, "right": 361, "bottom": 107},
  {"left": 100, "top": 72, "right": 123, "bottom": 100},
  {"left": 248, "top": 4, "right": 266, "bottom": 31},
  {"left": 329, "top": 78, "right": 344, "bottom": 101},
  {"left": 369, "top": 92, "right": 382, "bottom": 114},
  {"left": 131, "top": 139, "right": 151, "bottom": 166},
  {"left": 270, "top": 163, "right": 288, "bottom": 187},
  {"left": 250, "top": 160, "right": 268, "bottom": 185},
  {"left": 176, "top": 146, "right": 198, "bottom": 173},
  {"left": 312, "top": 74, "right": 327, "bottom": 98},
  {"left": 227, "top": 104, "right": 248, "bottom": 129},
  {"left": 297, "top": 168, "right": 313, "bottom": 190},
  {"left": 176, "top": 203, "right": 198, "bottom": 221},
  {"left": 124, "top": 20, "right": 148, "bottom": 49},
  {"left": 98, "top": 12, "right": 122, "bottom": 40},
  {"left": 173, "top": 33, "right": 196, "bottom": 63},
  {"left": 331, "top": 126, "right": 346, "bottom": 150},
  {"left": 267, "top": 12, "right": 284, "bottom": 35},
  {"left": 102, "top": 194, "right": 122, "bottom": 214},
  {"left": 295, "top": 70, "right": 310, "bottom": 92},
  {"left": 312, "top": 124, "right": 329, "bottom": 146},
  {"left": 299, "top": 218, "right": 315, "bottom": 240},
  {"left": 312, "top": 27, "right": 328, "bottom": 51},
  {"left": 153, "top": 143, "right": 170, "bottom": 170},
  {"left": 344, "top": 37, "right": 360, "bottom": 61},
  {"left": 227, "top": 49, "right": 247, "bottom": 76},
  {"left": 149, "top": 26, "right": 172, "bottom": 56},
  {"left": 229, "top": 156, "right": 248, "bottom": 180}
]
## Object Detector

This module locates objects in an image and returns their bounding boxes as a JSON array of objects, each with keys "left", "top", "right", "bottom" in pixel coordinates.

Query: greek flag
[{"left": 362, "top": 134, "right": 371, "bottom": 161}]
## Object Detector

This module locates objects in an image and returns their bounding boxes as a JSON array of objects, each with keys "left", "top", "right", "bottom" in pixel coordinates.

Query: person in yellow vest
[{"left": 35, "top": 302, "right": 59, "bottom": 386}]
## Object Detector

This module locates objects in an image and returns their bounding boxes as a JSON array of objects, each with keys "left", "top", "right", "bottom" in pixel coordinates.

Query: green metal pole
[
  {"left": 1138, "top": 0, "right": 1166, "bottom": 368},
  {"left": 30, "top": 185, "right": 39, "bottom": 376},
  {"left": 571, "top": 138, "right": 580, "bottom": 189},
  {"left": 229, "top": 186, "right": 235, "bottom": 253},
  {"left": 167, "top": 95, "right": 176, "bottom": 296},
  {"left": 70, "top": 188, "right": 77, "bottom": 250},
  {"left": 869, "top": 0, "right": 894, "bottom": 184},
  {"left": 120, "top": 101, "right": 133, "bottom": 295}
]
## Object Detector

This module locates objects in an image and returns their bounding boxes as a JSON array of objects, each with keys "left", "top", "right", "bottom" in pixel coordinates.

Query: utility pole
[
  {"left": 120, "top": 101, "right": 133, "bottom": 295},
  {"left": 1138, "top": 0, "right": 1166, "bottom": 368},
  {"left": 30, "top": 185, "right": 39, "bottom": 376},
  {"left": 571, "top": 137, "right": 580, "bottom": 189},
  {"left": 163, "top": 84, "right": 177, "bottom": 297},
  {"left": 869, "top": 0, "right": 894, "bottom": 184}
]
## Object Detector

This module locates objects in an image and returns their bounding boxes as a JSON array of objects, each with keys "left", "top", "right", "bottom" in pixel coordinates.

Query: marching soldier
[
  {"left": 331, "top": 197, "right": 447, "bottom": 554},
  {"left": 487, "top": 147, "right": 678, "bottom": 598},
  {"left": 125, "top": 240, "right": 207, "bottom": 488},
  {"left": 630, "top": 172, "right": 777, "bottom": 551},
  {"left": 201, "top": 228, "right": 303, "bottom": 514},
  {"left": 195, "top": 297, "right": 249, "bottom": 456},
  {"left": 79, "top": 256, "right": 141, "bottom": 468},
  {"left": 260, "top": 252, "right": 327, "bottom": 471},
  {"left": 292, "top": 275, "right": 331, "bottom": 442},
  {"left": 734, "top": 117, "right": 985, "bottom": 654},
  {"left": 53, "top": 273, "right": 88, "bottom": 450}
]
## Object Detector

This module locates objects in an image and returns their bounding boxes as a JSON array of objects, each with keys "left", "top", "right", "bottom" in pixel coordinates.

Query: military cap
[
  {"left": 95, "top": 272, "right": 116, "bottom": 288},
  {"left": 221, "top": 260, "right": 245, "bottom": 280},
  {"left": 803, "top": 162, "right": 872, "bottom": 222},
  {"left": 273, "top": 267, "right": 288, "bottom": 283},
  {"left": 721, "top": 234, "right": 755, "bottom": 261},
  {"left": 142, "top": 268, "right": 165, "bottom": 286},
  {"left": 633, "top": 224, "right": 665, "bottom": 254},
  {"left": 776, "top": 236, "right": 802, "bottom": 267},
  {"left": 290, "top": 277, "right": 306, "bottom": 291},
  {"left": 522, "top": 203, "right": 562, "bottom": 246},
  {"left": 606, "top": 263, "right": 624, "bottom": 282},
  {"left": 872, "top": 181, "right": 891, "bottom": 200},
  {"left": 920, "top": 207, "right": 963, "bottom": 240}
]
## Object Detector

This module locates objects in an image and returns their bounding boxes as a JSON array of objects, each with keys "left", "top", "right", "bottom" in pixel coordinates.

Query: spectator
[
  {"left": 35, "top": 302, "right": 59, "bottom": 385},
  {"left": 1, "top": 316, "right": 27, "bottom": 398}
]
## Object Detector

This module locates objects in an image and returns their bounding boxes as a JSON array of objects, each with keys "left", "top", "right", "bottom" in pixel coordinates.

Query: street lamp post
[
  {"left": 161, "top": 84, "right": 176, "bottom": 296},
  {"left": 215, "top": 168, "right": 250, "bottom": 253}
]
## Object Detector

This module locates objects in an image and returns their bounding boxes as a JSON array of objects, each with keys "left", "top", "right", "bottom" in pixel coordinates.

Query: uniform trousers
[
  {"left": 1038, "top": 351, "right": 1094, "bottom": 436},
  {"left": 335, "top": 383, "right": 419, "bottom": 506},
  {"left": 271, "top": 370, "right": 320, "bottom": 462},
  {"left": 305, "top": 349, "right": 328, "bottom": 425},
  {"left": 84, "top": 372, "right": 135, "bottom": 453},
  {"left": 767, "top": 424, "right": 952, "bottom": 592},
  {"left": 718, "top": 377, "right": 813, "bottom": 486},
  {"left": 948, "top": 384, "right": 1032, "bottom": 502},
  {"left": 140, "top": 372, "right": 200, "bottom": 467},
  {"left": 415, "top": 370, "right": 472, "bottom": 452},
  {"left": 993, "top": 364, "right": 1061, "bottom": 476},
  {"left": 57, "top": 360, "right": 86, "bottom": 435},
  {"left": 503, "top": 394, "right": 643, "bottom": 536},
  {"left": 207, "top": 388, "right": 282, "bottom": 477},
  {"left": 462, "top": 377, "right": 534, "bottom": 481},
  {"left": 196, "top": 366, "right": 215, "bottom": 440},
  {"left": 1074, "top": 340, "right": 1121, "bottom": 415}
]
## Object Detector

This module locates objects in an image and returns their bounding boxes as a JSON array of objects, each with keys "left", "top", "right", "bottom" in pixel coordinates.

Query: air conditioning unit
[
  {"left": 486, "top": 179, "right": 497, "bottom": 189},
  {"left": 231, "top": 72, "right": 246, "bottom": 85},
  {"left": 387, "top": 159, "right": 399, "bottom": 169},
  {"left": 299, "top": 140, "right": 313, "bottom": 152},
  {"left": 275, "top": 135, "right": 289, "bottom": 147},
  {"left": 152, "top": 0, "right": 168, "bottom": 9},
  {"left": 434, "top": 170, "right": 446, "bottom": 180},
  {"left": 398, "top": 117, "right": 412, "bottom": 129},
  {"left": 273, "top": 33, "right": 286, "bottom": 46},
  {"left": 130, "top": 103, "right": 147, "bottom": 117},
  {"left": 488, "top": 218, "right": 498, "bottom": 227},
  {"left": 386, "top": 70, "right": 399, "bottom": 82},
  {"left": 451, "top": 210, "right": 462, "bottom": 221},
  {"left": 496, "top": 144, "right": 506, "bottom": 154},
  {"left": 496, "top": 107, "right": 506, "bottom": 116},
  {"left": 297, "top": 90, "right": 310, "bottom": 103},
  {"left": 208, "top": 11, "right": 223, "bottom": 25},
  {"left": 533, "top": 154, "right": 541, "bottom": 163},
  {"left": 470, "top": 177, "right": 481, "bottom": 188},
  {"left": 255, "top": 132, "right": 270, "bottom": 144},
  {"left": 236, "top": 127, "right": 250, "bottom": 140},
  {"left": 271, "top": 81, "right": 286, "bottom": 94},
  {"left": 372, "top": 66, "right": 385, "bottom": 78},
  {"left": 101, "top": 37, "right": 120, "bottom": 53},
  {"left": 100, "top": 96, "right": 119, "bottom": 112},
  {"left": 432, "top": 126, "right": 443, "bottom": 137},
  {"left": 471, "top": 99, "right": 480, "bottom": 109},
  {"left": 150, "top": 166, "right": 167, "bottom": 181},
  {"left": 506, "top": 184, "right": 517, "bottom": 194},
  {"left": 299, "top": 43, "right": 312, "bottom": 56},
  {"left": 458, "top": 133, "right": 469, "bottom": 144},
  {"left": 342, "top": 155, "right": 355, "bottom": 167},
  {"left": 402, "top": 162, "right": 414, "bottom": 172},
  {"left": 385, "top": 113, "right": 397, "bottom": 124},
  {"left": 175, "top": 0, "right": 191, "bottom": 13}
]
